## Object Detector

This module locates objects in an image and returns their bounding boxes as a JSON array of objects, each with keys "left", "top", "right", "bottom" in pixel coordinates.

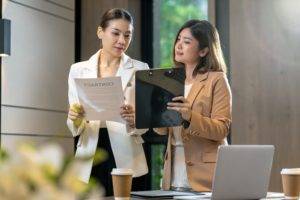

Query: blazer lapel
[
  {"left": 82, "top": 51, "right": 99, "bottom": 78},
  {"left": 187, "top": 72, "right": 209, "bottom": 106},
  {"left": 83, "top": 51, "right": 135, "bottom": 90},
  {"left": 116, "top": 54, "right": 135, "bottom": 91}
]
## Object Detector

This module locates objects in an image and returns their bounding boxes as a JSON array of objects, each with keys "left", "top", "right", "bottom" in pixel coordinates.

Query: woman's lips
[
  {"left": 114, "top": 46, "right": 124, "bottom": 51},
  {"left": 176, "top": 51, "right": 183, "bottom": 56}
]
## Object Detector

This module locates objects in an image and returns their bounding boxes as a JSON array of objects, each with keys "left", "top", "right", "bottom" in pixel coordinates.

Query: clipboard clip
[
  {"left": 165, "top": 69, "right": 175, "bottom": 77},
  {"left": 148, "top": 68, "right": 176, "bottom": 77},
  {"left": 148, "top": 70, "right": 153, "bottom": 76}
]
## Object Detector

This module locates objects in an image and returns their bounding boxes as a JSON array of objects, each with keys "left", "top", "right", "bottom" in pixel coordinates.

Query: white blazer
[{"left": 67, "top": 50, "right": 149, "bottom": 183}]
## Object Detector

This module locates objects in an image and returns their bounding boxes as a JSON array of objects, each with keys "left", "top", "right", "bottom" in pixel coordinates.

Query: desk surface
[
  {"left": 100, "top": 198, "right": 287, "bottom": 200},
  {"left": 99, "top": 192, "right": 287, "bottom": 200}
]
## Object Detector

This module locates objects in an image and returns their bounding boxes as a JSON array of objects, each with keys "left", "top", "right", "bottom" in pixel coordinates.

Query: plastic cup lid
[
  {"left": 281, "top": 168, "right": 300, "bottom": 175},
  {"left": 111, "top": 168, "right": 133, "bottom": 175}
]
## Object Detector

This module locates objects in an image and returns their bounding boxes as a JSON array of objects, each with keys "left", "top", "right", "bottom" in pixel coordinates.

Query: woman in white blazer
[{"left": 67, "top": 8, "right": 148, "bottom": 196}]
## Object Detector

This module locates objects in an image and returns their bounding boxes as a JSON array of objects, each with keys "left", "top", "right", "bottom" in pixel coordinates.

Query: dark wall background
[{"left": 80, "top": 0, "right": 142, "bottom": 61}]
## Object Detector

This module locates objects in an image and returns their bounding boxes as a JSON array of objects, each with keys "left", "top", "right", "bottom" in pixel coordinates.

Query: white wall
[{"left": 1, "top": 0, "right": 74, "bottom": 154}]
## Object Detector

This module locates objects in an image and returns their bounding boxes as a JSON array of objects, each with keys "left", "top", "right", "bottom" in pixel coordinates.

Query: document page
[{"left": 74, "top": 77, "right": 124, "bottom": 123}]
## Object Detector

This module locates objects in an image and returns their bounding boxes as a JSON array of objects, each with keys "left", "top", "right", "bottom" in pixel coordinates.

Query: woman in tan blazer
[{"left": 156, "top": 20, "right": 232, "bottom": 192}]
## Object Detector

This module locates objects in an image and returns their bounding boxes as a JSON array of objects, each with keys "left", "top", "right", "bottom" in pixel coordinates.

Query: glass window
[{"left": 153, "top": 0, "right": 208, "bottom": 68}]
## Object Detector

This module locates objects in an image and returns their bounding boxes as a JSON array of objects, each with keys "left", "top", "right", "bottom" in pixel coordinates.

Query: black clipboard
[{"left": 135, "top": 68, "right": 185, "bottom": 129}]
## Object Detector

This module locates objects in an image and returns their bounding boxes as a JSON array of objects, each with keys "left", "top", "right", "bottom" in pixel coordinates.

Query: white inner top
[
  {"left": 171, "top": 83, "right": 193, "bottom": 188},
  {"left": 100, "top": 120, "right": 107, "bottom": 128}
]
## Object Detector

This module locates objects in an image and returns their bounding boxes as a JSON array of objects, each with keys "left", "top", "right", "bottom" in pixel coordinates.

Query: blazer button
[
  {"left": 182, "top": 136, "right": 189, "bottom": 142},
  {"left": 186, "top": 161, "right": 194, "bottom": 166}
]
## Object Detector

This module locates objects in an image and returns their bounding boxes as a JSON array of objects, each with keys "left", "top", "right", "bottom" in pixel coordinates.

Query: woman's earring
[
  {"left": 199, "top": 47, "right": 209, "bottom": 57},
  {"left": 97, "top": 27, "right": 103, "bottom": 39}
]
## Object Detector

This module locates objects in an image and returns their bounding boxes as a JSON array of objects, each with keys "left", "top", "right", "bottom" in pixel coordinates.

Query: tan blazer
[{"left": 156, "top": 71, "right": 232, "bottom": 192}]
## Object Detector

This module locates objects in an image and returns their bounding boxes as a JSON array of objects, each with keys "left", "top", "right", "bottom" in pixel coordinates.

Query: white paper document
[{"left": 74, "top": 77, "right": 125, "bottom": 122}]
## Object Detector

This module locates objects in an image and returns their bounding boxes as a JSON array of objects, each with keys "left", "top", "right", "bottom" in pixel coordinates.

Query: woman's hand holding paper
[
  {"left": 68, "top": 103, "right": 85, "bottom": 127},
  {"left": 120, "top": 104, "right": 135, "bottom": 128}
]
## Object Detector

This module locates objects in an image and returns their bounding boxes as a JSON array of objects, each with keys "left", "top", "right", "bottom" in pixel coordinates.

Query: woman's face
[
  {"left": 98, "top": 19, "right": 133, "bottom": 58},
  {"left": 175, "top": 28, "right": 202, "bottom": 67}
]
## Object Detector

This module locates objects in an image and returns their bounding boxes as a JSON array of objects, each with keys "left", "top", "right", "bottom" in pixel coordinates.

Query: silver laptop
[
  {"left": 210, "top": 145, "right": 274, "bottom": 200},
  {"left": 137, "top": 145, "right": 275, "bottom": 200}
]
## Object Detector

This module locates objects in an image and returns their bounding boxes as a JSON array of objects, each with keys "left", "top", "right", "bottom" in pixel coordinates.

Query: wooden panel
[
  {"left": 1, "top": 0, "right": 74, "bottom": 154},
  {"left": 230, "top": 0, "right": 300, "bottom": 191},
  {"left": 8, "top": 0, "right": 74, "bottom": 20},
  {"left": 45, "top": 0, "right": 75, "bottom": 10},
  {"left": 2, "top": 0, "right": 74, "bottom": 111},
  {"left": 81, "top": 0, "right": 141, "bottom": 61},
  {"left": 1, "top": 134, "right": 74, "bottom": 156},
  {"left": 1, "top": 106, "right": 69, "bottom": 136}
]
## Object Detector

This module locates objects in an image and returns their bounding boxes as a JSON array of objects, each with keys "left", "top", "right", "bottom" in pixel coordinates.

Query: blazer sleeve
[
  {"left": 66, "top": 64, "right": 86, "bottom": 137},
  {"left": 185, "top": 74, "right": 232, "bottom": 141}
]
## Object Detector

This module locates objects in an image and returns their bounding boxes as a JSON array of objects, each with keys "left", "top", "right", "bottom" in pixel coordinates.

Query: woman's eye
[
  {"left": 112, "top": 32, "right": 119, "bottom": 36},
  {"left": 125, "top": 34, "right": 131, "bottom": 38}
]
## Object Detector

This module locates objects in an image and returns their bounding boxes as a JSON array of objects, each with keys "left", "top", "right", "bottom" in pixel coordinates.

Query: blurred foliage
[
  {"left": 0, "top": 143, "right": 106, "bottom": 200},
  {"left": 159, "top": 0, "right": 208, "bottom": 68},
  {"left": 151, "top": 144, "right": 165, "bottom": 189}
]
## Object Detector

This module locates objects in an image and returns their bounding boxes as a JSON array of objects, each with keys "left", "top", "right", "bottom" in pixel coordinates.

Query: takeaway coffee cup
[
  {"left": 111, "top": 168, "right": 133, "bottom": 200},
  {"left": 281, "top": 168, "right": 300, "bottom": 199}
]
